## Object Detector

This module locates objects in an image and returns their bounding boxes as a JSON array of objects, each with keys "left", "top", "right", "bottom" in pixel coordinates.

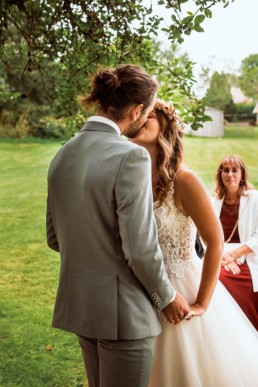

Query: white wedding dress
[{"left": 149, "top": 183, "right": 258, "bottom": 387}]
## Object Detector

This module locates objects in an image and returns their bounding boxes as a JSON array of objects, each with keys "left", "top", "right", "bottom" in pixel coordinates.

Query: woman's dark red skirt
[{"left": 220, "top": 261, "right": 258, "bottom": 330}]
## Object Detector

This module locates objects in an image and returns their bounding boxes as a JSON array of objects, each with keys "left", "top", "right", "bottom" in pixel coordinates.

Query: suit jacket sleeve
[
  {"left": 115, "top": 146, "right": 175, "bottom": 310},
  {"left": 46, "top": 190, "right": 59, "bottom": 252}
]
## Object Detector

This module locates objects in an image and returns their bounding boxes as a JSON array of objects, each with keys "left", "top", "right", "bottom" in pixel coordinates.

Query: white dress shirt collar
[{"left": 88, "top": 116, "right": 121, "bottom": 135}]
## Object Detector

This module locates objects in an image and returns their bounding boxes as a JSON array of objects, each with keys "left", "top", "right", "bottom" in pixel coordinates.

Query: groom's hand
[{"left": 162, "top": 292, "right": 190, "bottom": 325}]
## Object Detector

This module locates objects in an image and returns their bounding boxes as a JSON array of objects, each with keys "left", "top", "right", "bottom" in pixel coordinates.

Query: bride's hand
[{"left": 184, "top": 302, "right": 207, "bottom": 320}]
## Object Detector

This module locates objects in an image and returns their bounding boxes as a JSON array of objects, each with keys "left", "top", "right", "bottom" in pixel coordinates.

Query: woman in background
[{"left": 213, "top": 155, "right": 258, "bottom": 330}]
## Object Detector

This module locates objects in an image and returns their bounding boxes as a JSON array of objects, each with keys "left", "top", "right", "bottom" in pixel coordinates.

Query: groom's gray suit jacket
[{"left": 47, "top": 120, "right": 175, "bottom": 340}]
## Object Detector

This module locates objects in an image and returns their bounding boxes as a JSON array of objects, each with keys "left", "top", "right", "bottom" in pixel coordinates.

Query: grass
[
  {"left": 0, "top": 126, "right": 258, "bottom": 386},
  {"left": 184, "top": 125, "right": 258, "bottom": 191},
  {"left": 0, "top": 140, "right": 87, "bottom": 387}
]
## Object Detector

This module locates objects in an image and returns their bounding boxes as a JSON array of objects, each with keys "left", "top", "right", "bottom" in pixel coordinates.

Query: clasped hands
[
  {"left": 162, "top": 292, "right": 206, "bottom": 325},
  {"left": 222, "top": 252, "right": 241, "bottom": 275}
]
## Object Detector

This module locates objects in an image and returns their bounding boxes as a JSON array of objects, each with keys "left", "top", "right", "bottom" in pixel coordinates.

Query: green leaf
[
  {"left": 181, "top": 16, "right": 193, "bottom": 25},
  {"left": 194, "top": 25, "right": 204, "bottom": 33},
  {"left": 191, "top": 122, "right": 203, "bottom": 130},
  {"left": 204, "top": 9, "right": 212, "bottom": 18},
  {"left": 194, "top": 14, "right": 205, "bottom": 26}
]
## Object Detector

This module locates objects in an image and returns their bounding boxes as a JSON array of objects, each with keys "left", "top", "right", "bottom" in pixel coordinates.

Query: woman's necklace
[{"left": 224, "top": 196, "right": 240, "bottom": 205}]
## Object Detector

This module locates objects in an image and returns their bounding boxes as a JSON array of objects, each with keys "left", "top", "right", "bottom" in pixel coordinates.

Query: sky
[{"left": 149, "top": 0, "right": 258, "bottom": 75}]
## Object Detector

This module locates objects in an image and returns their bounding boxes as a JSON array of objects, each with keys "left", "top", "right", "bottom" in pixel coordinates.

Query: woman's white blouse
[{"left": 212, "top": 190, "right": 258, "bottom": 292}]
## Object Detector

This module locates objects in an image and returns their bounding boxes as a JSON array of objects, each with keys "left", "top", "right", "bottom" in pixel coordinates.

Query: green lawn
[
  {"left": 0, "top": 127, "right": 258, "bottom": 386},
  {"left": 184, "top": 125, "right": 258, "bottom": 191},
  {"left": 0, "top": 140, "right": 87, "bottom": 387}
]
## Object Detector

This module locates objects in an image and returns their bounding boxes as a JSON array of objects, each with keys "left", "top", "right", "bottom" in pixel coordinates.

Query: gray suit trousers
[{"left": 78, "top": 336, "right": 155, "bottom": 387}]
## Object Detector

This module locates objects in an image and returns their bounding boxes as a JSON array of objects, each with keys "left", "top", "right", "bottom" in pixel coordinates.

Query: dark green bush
[{"left": 224, "top": 102, "right": 256, "bottom": 123}]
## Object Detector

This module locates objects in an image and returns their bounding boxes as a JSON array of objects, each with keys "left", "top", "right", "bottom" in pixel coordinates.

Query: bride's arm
[{"left": 174, "top": 169, "right": 224, "bottom": 317}]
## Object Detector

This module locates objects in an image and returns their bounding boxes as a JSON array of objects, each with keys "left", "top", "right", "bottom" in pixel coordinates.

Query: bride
[{"left": 129, "top": 99, "right": 258, "bottom": 387}]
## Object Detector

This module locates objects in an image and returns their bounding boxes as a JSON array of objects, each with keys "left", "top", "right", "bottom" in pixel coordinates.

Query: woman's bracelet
[{"left": 194, "top": 301, "right": 208, "bottom": 311}]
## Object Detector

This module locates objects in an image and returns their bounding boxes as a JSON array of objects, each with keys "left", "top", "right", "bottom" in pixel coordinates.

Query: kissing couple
[{"left": 47, "top": 64, "right": 258, "bottom": 387}]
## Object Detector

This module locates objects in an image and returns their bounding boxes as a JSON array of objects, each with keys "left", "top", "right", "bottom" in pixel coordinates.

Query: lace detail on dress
[{"left": 154, "top": 183, "right": 196, "bottom": 278}]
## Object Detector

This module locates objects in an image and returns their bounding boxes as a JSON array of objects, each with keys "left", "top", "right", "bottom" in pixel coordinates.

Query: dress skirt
[
  {"left": 149, "top": 256, "right": 258, "bottom": 387},
  {"left": 220, "top": 261, "right": 258, "bottom": 330}
]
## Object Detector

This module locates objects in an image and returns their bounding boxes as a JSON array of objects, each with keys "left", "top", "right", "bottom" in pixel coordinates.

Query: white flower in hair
[
  {"left": 155, "top": 98, "right": 175, "bottom": 120},
  {"left": 154, "top": 98, "right": 185, "bottom": 132}
]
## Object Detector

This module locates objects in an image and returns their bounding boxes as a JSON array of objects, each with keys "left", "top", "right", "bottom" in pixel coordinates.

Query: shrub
[
  {"left": 224, "top": 102, "right": 256, "bottom": 123},
  {"left": 35, "top": 116, "right": 68, "bottom": 139},
  {"left": 0, "top": 108, "right": 32, "bottom": 138}
]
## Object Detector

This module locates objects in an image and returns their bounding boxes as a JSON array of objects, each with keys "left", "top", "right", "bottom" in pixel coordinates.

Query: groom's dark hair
[{"left": 79, "top": 64, "right": 158, "bottom": 121}]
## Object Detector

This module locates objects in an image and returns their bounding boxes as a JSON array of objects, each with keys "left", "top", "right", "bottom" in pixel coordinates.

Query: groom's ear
[{"left": 130, "top": 103, "right": 144, "bottom": 121}]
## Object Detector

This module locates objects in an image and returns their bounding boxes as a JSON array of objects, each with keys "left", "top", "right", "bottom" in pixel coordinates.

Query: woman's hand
[
  {"left": 221, "top": 252, "right": 235, "bottom": 266},
  {"left": 184, "top": 302, "right": 207, "bottom": 320},
  {"left": 224, "top": 260, "right": 241, "bottom": 275}
]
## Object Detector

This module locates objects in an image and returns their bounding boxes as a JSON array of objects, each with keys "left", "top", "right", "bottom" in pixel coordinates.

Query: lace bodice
[{"left": 154, "top": 183, "right": 197, "bottom": 278}]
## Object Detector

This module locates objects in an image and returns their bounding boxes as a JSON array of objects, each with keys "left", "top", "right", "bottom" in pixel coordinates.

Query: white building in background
[
  {"left": 185, "top": 107, "right": 224, "bottom": 137},
  {"left": 231, "top": 87, "right": 253, "bottom": 104}
]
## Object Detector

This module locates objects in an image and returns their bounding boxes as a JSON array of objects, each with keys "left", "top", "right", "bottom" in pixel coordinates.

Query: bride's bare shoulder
[
  {"left": 174, "top": 166, "right": 208, "bottom": 209},
  {"left": 173, "top": 167, "right": 203, "bottom": 215},
  {"left": 174, "top": 166, "right": 201, "bottom": 189}
]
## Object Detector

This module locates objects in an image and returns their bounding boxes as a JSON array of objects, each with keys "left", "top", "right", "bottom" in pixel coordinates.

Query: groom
[{"left": 46, "top": 64, "right": 189, "bottom": 387}]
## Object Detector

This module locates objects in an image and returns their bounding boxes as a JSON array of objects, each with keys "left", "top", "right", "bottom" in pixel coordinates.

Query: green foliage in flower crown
[{"left": 0, "top": 0, "right": 234, "bottom": 138}]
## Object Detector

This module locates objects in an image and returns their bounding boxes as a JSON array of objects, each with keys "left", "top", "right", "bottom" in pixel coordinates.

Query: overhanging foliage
[{"left": 0, "top": 0, "right": 234, "bottom": 137}]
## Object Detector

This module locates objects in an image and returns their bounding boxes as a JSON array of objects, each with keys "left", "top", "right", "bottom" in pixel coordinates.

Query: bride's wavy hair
[{"left": 154, "top": 107, "right": 184, "bottom": 208}]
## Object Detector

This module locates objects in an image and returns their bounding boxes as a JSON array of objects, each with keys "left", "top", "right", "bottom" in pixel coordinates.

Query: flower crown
[{"left": 154, "top": 98, "right": 184, "bottom": 133}]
